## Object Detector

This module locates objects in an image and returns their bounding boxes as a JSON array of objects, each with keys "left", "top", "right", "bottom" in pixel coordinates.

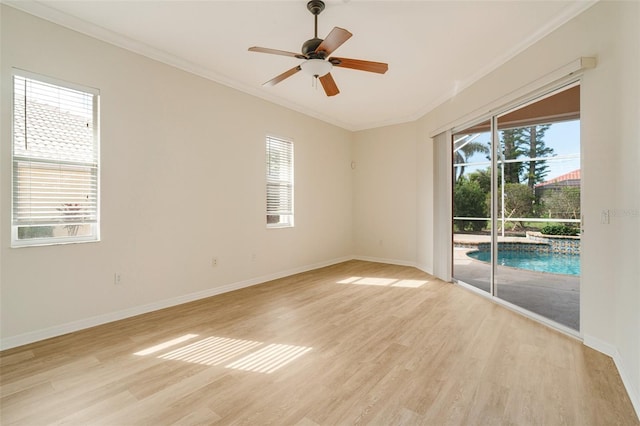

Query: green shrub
[
  {"left": 540, "top": 187, "right": 581, "bottom": 220},
  {"left": 540, "top": 224, "right": 580, "bottom": 236},
  {"left": 453, "top": 178, "right": 488, "bottom": 232}
]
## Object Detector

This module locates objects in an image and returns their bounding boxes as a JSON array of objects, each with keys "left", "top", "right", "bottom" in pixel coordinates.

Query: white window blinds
[
  {"left": 12, "top": 72, "right": 99, "bottom": 245},
  {"left": 266, "top": 136, "right": 293, "bottom": 227}
]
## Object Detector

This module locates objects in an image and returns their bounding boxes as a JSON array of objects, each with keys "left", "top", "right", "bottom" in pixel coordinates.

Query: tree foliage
[
  {"left": 523, "top": 125, "right": 553, "bottom": 188},
  {"left": 541, "top": 187, "right": 581, "bottom": 220},
  {"left": 499, "top": 125, "right": 553, "bottom": 187},
  {"left": 453, "top": 177, "right": 488, "bottom": 231},
  {"left": 453, "top": 124, "right": 566, "bottom": 234},
  {"left": 468, "top": 168, "right": 491, "bottom": 194},
  {"left": 454, "top": 140, "right": 490, "bottom": 182},
  {"left": 501, "top": 184, "right": 535, "bottom": 217},
  {"left": 500, "top": 129, "right": 524, "bottom": 184},
  {"left": 499, "top": 183, "right": 535, "bottom": 230}
]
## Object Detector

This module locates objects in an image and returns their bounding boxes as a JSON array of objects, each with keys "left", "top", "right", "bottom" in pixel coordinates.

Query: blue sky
[{"left": 456, "top": 119, "right": 580, "bottom": 181}]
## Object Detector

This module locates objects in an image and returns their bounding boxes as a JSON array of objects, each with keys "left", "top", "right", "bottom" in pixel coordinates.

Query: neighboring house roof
[
  {"left": 535, "top": 169, "right": 581, "bottom": 188},
  {"left": 13, "top": 99, "right": 96, "bottom": 164}
]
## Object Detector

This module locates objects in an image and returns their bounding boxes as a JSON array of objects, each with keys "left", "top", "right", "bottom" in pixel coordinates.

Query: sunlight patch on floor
[
  {"left": 337, "top": 276, "right": 428, "bottom": 288},
  {"left": 393, "top": 279, "right": 428, "bottom": 288},
  {"left": 226, "top": 344, "right": 312, "bottom": 374},
  {"left": 134, "top": 334, "right": 199, "bottom": 356},
  {"left": 159, "top": 336, "right": 262, "bottom": 366},
  {"left": 336, "top": 276, "right": 362, "bottom": 284},
  {"left": 133, "top": 336, "right": 311, "bottom": 374}
]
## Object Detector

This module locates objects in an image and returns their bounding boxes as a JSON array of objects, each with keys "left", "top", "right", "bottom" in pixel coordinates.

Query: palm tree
[{"left": 453, "top": 134, "right": 489, "bottom": 181}]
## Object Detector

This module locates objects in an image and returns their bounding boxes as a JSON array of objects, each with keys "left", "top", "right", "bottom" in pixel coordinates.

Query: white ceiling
[{"left": 7, "top": 0, "right": 596, "bottom": 131}]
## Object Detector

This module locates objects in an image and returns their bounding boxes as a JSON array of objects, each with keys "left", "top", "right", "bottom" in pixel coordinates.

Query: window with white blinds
[
  {"left": 266, "top": 136, "right": 294, "bottom": 228},
  {"left": 11, "top": 71, "right": 99, "bottom": 246}
]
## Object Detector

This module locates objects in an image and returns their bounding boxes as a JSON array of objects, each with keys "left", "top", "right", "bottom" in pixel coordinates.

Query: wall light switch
[{"left": 601, "top": 209, "right": 610, "bottom": 224}]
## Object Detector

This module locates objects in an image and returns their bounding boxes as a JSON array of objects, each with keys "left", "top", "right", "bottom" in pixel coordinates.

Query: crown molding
[
  {"left": 3, "top": 0, "right": 599, "bottom": 133},
  {"left": 3, "top": 0, "right": 357, "bottom": 131}
]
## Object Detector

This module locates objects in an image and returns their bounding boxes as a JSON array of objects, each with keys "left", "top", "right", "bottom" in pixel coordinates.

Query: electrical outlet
[
  {"left": 212, "top": 257, "right": 218, "bottom": 267},
  {"left": 114, "top": 273, "right": 122, "bottom": 285}
]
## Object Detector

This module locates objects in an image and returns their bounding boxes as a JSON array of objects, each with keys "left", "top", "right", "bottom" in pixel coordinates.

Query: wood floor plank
[{"left": 0, "top": 260, "right": 637, "bottom": 425}]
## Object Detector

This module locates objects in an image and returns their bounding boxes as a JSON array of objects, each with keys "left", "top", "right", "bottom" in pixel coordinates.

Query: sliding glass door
[
  {"left": 452, "top": 84, "right": 581, "bottom": 331},
  {"left": 452, "top": 120, "right": 492, "bottom": 292}
]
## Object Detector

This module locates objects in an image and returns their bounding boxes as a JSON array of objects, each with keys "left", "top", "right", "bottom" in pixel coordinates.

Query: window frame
[
  {"left": 11, "top": 69, "right": 100, "bottom": 247},
  {"left": 265, "top": 135, "right": 294, "bottom": 229}
]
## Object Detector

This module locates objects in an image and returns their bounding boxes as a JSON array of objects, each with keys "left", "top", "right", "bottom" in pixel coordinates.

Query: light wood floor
[{"left": 1, "top": 260, "right": 637, "bottom": 425}]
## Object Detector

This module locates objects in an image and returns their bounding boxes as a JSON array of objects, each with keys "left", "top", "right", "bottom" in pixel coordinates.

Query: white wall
[
  {"left": 0, "top": 6, "right": 353, "bottom": 346},
  {"left": 352, "top": 122, "right": 417, "bottom": 265},
  {"left": 416, "top": 119, "right": 434, "bottom": 273},
  {"left": 353, "top": 1, "right": 639, "bottom": 413}
]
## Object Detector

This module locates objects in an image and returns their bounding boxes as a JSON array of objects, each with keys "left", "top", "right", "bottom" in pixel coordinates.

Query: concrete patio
[{"left": 453, "top": 235, "right": 580, "bottom": 331}]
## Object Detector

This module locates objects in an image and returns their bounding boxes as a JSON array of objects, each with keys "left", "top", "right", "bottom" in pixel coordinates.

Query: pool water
[{"left": 467, "top": 250, "right": 580, "bottom": 276}]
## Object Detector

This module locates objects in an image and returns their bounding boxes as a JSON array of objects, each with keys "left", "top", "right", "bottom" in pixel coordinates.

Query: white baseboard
[
  {"left": 0, "top": 256, "right": 352, "bottom": 351},
  {"left": 583, "top": 334, "right": 617, "bottom": 357},
  {"left": 584, "top": 334, "right": 640, "bottom": 420},
  {"left": 414, "top": 263, "right": 434, "bottom": 276},
  {"left": 352, "top": 255, "right": 417, "bottom": 268}
]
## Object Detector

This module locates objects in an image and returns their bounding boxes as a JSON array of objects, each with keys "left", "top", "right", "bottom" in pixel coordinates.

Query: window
[
  {"left": 11, "top": 71, "right": 100, "bottom": 247},
  {"left": 266, "top": 136, "right": 293, "bottom": 228}
]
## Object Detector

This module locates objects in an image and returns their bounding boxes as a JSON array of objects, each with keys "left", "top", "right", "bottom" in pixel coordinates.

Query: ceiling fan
[{"left": 248, "top": 0, "right": 388, "bottom": 96}]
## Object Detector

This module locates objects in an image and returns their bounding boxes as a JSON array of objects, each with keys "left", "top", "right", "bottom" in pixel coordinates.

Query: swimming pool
[{"left": 467, "top": 250, "right": 580, "bottom": 276}]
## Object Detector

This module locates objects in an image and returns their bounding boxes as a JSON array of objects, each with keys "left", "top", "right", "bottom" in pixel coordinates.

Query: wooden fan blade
[
  {"left": 329, "top": 57, "right": 388, "bottom": 74},
  {"left": 249, "top": 47, "right": 306, "bottom": 59},
  {"left": 263, "top": 66, "right": 301, "bottom": 86},
  {"left": 315, "top": 27, "right": 352, "bottom": 56},
  {"left": 319, "top": 73, "right": 339, "bottom": 97}
]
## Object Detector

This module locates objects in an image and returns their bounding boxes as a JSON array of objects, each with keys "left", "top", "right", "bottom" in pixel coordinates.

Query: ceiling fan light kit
[
  {"left": 300, "top": 59, "right": 332, "bottom": 77},
  {"left": 248, "top": 0, "right": 388, "bottom": 96}
]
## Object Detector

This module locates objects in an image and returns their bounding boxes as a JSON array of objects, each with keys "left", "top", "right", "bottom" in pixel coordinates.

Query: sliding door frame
[{"left": 450, "top": 76, "right": 584, "bottom": 338}]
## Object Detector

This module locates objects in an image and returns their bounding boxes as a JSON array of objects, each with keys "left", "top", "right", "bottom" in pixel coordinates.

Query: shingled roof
[
  {"left": 535, "top": 169, "right": 581, "bottom": 188},
  {"left": 13, "top": 99, "right": 96, "bottom": 164}
]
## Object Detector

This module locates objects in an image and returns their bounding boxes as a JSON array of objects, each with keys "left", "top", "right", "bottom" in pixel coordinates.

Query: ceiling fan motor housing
[
  {"left": 304, "top": 0, "right": 327, "bottom": 58},
  {"left": 302, "top": 38, "right": 325, "bottom": 58}
]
